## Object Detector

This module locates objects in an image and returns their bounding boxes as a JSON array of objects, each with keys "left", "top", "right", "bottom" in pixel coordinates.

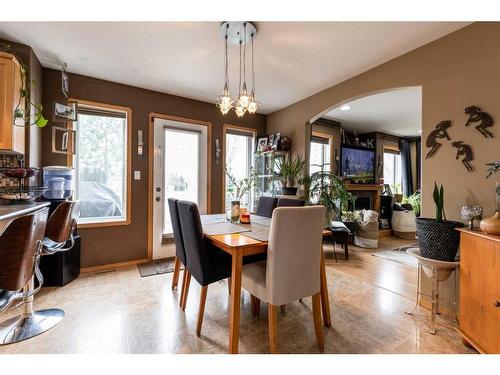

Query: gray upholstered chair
[
  {"left": 241, "top": 205, "right": 326, "bottom": 353},
  {"left": 255, "top": 196, "right": 278, "bottom": 218}
]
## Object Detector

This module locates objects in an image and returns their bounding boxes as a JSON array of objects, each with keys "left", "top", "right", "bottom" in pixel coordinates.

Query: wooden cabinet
[
  {"left": 458, "top": 229, "right": 500, "bottom": 353},
  {"left": 0, "top": 51, "right": 25, "bottom": 154}
]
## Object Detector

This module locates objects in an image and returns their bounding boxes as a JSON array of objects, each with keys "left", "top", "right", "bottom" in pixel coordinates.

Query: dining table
[{"left": 200, "top": 213, "right": 332, "bottom": 354}]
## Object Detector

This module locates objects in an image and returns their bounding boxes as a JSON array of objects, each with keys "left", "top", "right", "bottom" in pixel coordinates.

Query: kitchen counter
[{"left": 0, "top": 202, "right": 50, "bottom": 222}]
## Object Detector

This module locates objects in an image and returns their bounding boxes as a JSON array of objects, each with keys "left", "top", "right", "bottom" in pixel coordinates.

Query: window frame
[
  {"left": 68, "top": 99, "right": 132, "bottom": 228},
  {"left": 310, "top": 131, "right": 333, "bottom": 173},
  {"left": 222, "top": 124, "right": 257, "bottom": 212},
  {"left": 383, "top": 145, "right": 402, "bottom": 189}
]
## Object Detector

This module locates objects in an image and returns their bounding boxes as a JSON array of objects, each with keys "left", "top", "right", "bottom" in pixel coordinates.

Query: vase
[
  {"left": 230, "top": 201, "right": 240, "bottom": 223},
  {"left": 415, "top": 218, "right": 464, "bottom": 261},
  {"left": 480, "top": 182, "right": 500, "bottom": 235}
]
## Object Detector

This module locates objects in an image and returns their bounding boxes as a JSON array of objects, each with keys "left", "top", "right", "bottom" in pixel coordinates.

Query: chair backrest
[
  {"left": 0, "top": 208, "right": 49, "bottom": 291},
  {"left": 255, "top": 196, "right": 278, "bottom": 218},
  {"left": 266, "top": 206, "right": 326, "bottom": 306},
  {"left": 167, "top": 198, "right": 186, "bottom": 266},
  {"left": 277, "top": 198, "right": 305, "bottom": 207},
  {"left": 177, "top": 200, "right": 211, "bottom": 285},
  {"left": 45, "top": 201, "right": 81, "bottom": 244}
]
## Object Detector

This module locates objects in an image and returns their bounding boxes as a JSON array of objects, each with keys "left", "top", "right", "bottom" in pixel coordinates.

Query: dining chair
[
  {"left": 167, "top": 198, "right": 190, "bottom": 310},
  {"left": 276, "top": 198, "right": 305, "bottom": 207},
  {"left": 255, "top": 196, "right": 278, "bottom": 218},
  {"left": 177, "top": 200, "right": 232, "bottom": 336},
  {"left": 241, "top": 205, "right": 326, "bottom": 353}
]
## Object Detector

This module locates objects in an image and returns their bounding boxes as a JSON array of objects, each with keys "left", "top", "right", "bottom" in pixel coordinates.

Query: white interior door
[{"left": 152, "top": 118, "right": 208, "bottom": 259}]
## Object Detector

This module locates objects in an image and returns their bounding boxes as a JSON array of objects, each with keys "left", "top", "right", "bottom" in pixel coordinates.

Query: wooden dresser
[{"left": 457, "top": 229, "right": 500, "bottom": 353}]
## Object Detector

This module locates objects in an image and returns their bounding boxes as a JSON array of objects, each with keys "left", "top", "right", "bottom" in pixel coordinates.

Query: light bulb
[
  {"left": 234, "top": 104, "right": 246, "bottom": 118},
  {"left": 248, "top": 100, "right": 258, "bottom": 114},
  {"left": 217, "top": 94, "right": 233, "bottom": 115},
  {"left": 238, "top": 94, "right": 251, "bottom": 109}
]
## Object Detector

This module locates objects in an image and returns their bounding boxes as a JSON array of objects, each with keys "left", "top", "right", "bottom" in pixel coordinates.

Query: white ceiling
[
  {"left": 0, "top": 22, "right": 469, "bottom": 114},
  {"left": 323, "top": 87, "right": 422, "bottom": 137}
]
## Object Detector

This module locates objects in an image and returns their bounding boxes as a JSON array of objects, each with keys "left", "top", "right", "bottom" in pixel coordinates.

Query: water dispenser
[{"left": 43, "top": 166, "right": 74, "bottom": 200}]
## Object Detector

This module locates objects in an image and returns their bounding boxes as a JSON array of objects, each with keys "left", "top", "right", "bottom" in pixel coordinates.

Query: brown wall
[
  {"left": 268, "top": 22, "right": 500, "bottom": 222},
  {"left": 42, "top": 69, "right": 266, "bottom": 267}
]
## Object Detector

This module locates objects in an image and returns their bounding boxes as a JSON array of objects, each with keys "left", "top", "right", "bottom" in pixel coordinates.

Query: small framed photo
[
  {"left": 257, "top": 137, "right": 268, "bottom": 152},
  {"left": 272, "top": 132, "right": 281, "bottom": 150},
  {"left": 52, "top": 126, "right": 76, "bottom": 155},
  {"left": 268, "top": 134, "right": 275, "bottom": 149},
  {"left": 53, "top": 101, "right": 78, "bottom": 122},
  {"left": 62, "top": 70, "right": 69, "bottom": 98}
]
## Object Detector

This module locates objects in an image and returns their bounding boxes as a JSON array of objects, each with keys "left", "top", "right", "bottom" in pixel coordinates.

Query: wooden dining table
[{"left": 201, "top": 214, "right": 332, "bottom": 354}]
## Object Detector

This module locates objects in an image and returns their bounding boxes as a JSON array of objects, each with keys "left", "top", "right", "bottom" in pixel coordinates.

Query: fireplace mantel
[{"left": 345, "top": 184, "right": 383, "bottom": 212}]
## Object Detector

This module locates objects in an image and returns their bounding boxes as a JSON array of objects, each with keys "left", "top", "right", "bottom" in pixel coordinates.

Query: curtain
[{"left": 399, "top": 139, "right": 413, "bottom": 197}]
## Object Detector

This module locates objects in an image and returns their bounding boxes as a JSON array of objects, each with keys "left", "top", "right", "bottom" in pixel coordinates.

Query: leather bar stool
[
  {"left": 42, "top": 201, "right": 81, "bottom": 255},
  {"left": 0, "top": 208, "right": 62, "bottom": 345}
]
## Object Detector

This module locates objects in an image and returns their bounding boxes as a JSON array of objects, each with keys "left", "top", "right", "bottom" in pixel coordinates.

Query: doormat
[
  {"left": 138, "top": 258, "right": 180, "bottom": 277},
  {"left": 371, "top": 244, "right": 419, "bottom": 268}
]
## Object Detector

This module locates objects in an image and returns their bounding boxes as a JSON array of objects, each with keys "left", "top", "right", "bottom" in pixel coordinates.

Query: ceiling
[
  {"left": 323, "top": 87, "right": 422, "bottom": 137},
  {"left": 0, "top": 22, "right": 469, "bottom": 114}
]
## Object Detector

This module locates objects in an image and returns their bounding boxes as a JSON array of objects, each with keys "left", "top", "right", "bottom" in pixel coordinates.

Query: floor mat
[
  {"left": 138, "top": 258, "right": 179, "bottom": 277},
  {"left": 371, "top": 244, "right": 419, "bottom": 268}
]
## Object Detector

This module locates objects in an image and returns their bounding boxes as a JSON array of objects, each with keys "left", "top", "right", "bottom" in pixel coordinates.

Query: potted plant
[
  {"left": 275, "top": 154, "right": 305, "bottom": 196},
  {"left": 415, "top": 183, "right": 464, "bottom": 261},
  {"left": 305, "top": 171, "right": 355, "bottom": 228},
  {"left": 390, "top": 183, "right": 403, "bottom": 203},
  {"left": 225, "top": 167, "right": 257, "bottom": 223},
  {"left": 402, "top": 190, "right": 421, "bottom": 216}
]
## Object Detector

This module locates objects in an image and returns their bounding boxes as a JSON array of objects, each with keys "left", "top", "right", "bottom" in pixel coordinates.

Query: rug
[
  {"left": 138, "top": 258, "right": 179, "bottom": 277},
  {"left": 371, "top": 244, "right": 419, "bottom": 268}
]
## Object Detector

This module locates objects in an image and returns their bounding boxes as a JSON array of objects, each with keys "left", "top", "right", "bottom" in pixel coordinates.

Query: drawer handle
[{"left": 495, "top": 300, "right": 500, "bottom": 307}]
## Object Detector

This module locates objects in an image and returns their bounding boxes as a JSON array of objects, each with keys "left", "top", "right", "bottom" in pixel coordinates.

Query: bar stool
[
  {"left": 405, "top": 248, "right": 460, "bottom": 335},
  {"left": 0, "top": 208, "right": 60, "bottom": 345},
  {"left": 42, "top": 201, "right": 81, "bottom": 255}
]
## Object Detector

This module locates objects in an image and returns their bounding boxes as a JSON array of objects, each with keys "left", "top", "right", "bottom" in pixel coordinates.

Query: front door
[{"left": 152, "top": 117, "right": 209, "bottom": 259}]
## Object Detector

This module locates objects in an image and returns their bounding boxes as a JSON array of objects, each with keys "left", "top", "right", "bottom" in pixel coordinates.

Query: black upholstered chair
[
  {"left": 177, "top": 200, "right": 232, "bottom": 336},
  {"left": 255, "top": 196, "right": 278, "bottom": 218},
  {"left": 277, "top": 198, "right": 306, "bottom": 207},
  {"left": 168, "top": 198, "right": 189, "bottom": 308}
]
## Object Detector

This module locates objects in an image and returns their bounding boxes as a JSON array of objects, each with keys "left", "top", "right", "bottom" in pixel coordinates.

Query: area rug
[
  {"left": 371, "top": 244, "right": 419, "bottom": 268},
  {"left": 138, "top": 258, "right": 179, "bottom": 277}
]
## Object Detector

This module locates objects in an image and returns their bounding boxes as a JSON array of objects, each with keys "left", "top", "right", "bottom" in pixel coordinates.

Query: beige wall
[{"left": 268, "top": 22, "right": 500, "bottom": 221}]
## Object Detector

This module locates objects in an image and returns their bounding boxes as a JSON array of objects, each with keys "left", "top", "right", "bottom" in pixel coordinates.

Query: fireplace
[
  {"left": 354, "top": 196, "right": 372, "bottom": 210},
  {"left": 345, "top": 184, "right": 382, "bottom": 213}
]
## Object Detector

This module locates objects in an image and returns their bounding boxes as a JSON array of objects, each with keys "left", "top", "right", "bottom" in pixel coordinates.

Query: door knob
[{"left": 156, "top": 197, "right": 161, "bottom": 202}]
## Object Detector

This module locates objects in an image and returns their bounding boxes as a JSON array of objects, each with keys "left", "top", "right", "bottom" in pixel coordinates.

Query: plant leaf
[{"left": 36, "top": 116, "right": 48, "bottom": 128}]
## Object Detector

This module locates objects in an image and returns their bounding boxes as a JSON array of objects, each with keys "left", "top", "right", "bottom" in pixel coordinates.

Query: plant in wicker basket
[{"left": 415, "top": 182, "right": 464, "bottom": 261}]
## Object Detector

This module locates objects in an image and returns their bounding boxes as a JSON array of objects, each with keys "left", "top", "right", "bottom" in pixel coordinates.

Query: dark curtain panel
[
  {"left": 416, "top": 137, "right": 421, "bottom": 191},
  {"left": 399, "top": 139, "right": 413, "bottom": 196}
]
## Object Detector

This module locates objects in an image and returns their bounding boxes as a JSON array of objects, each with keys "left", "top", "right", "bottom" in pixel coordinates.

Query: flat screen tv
[{"left": 340, "top": 144, "right": 375, "bottom": 184}]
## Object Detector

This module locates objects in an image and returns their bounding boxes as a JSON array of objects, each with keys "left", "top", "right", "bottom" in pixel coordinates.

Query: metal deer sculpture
[
  {"left": 465, "top": 106, "right": 494, "bottom": 138},
  {"left": 451, "top": 141, "right": 474, "bottom": 172},
  {"left": 485, "top": 161, "right": 500, "bottom": 179},
  {"left": 425, "top": 120, "right": 452, "bottom": 159}
]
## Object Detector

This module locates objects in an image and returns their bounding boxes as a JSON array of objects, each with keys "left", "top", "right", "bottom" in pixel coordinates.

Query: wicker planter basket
[{"left": 415, "top": 218, "right": 464, "bottom": 261}]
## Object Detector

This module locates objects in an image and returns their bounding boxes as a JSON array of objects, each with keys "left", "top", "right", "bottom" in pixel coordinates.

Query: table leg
[
  {"left": 229, "top": 250, "right": 243, "bottom": 354},
  {"left": 320, "top": 246, "right": 331, "bottom": 327}
]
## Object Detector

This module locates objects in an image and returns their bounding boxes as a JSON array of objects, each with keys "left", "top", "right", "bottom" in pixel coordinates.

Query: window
[
  {"left": 309, "top": 134, "right": 331, "bottom": 174},
  {"left": 224, "top": 127, "right": 255, "bottom": 211},
  {"left": 383, "top": 148, "right": 402, "bottom": 192},
  {"left": 73, "top": 102, "right": 131, "bottom": 226}
]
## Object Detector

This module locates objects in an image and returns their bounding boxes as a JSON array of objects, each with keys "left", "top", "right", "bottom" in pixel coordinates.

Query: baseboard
[{"left": 81, "top": 258, "right": 149, "bottom": 273}]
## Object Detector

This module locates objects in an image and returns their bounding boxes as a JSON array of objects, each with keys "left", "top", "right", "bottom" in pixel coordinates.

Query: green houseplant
[
  {"left": 275, "top": 154, "right": 305, "bottom": 195},
  {"left": 305, "top": 171, "right": 356, "bottom": 227},
  {"left": 401, "top": 190, "right": 422, "bottom": 216},
  {"left": 225, "top": 167, "right": 257, "bottom": 222},
  {"left": 415, "top": 182, "right": 464, "bottom": 261}
]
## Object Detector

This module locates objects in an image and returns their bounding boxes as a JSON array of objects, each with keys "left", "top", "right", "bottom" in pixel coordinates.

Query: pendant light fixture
[{"left": 216, "top": 22, "right": 258, "bottom": 117}]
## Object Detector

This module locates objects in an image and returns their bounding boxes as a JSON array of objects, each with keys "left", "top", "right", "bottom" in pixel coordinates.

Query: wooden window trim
[
  {"left": 67, "top": 99, "right": 132, "bottom": 229},
  {"left": 222, "top": 124, "right": 257, "bottom": 212},
  {"left": 311, "top": 131, "right": 334, "bottom": 172}
]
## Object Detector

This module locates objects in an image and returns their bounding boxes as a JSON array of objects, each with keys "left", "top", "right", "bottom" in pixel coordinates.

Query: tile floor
[{"left": 0, "top": 237, "right": 476, "bottom": 354}]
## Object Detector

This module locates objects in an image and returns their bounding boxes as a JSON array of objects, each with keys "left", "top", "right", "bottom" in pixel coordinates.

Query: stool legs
[{"left": 0, "top": 276, "right": 64, "bottom": 345}]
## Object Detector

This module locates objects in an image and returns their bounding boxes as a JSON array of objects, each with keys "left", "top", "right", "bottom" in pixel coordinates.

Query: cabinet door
[
  {"left": 0, "top": 54, "right": 15, "bottom": 150},
  {"left": 460, "top": 233, "right": 500, "bottom": 353}
]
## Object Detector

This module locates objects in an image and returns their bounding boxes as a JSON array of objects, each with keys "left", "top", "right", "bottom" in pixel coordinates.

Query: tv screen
[{"left": 340, "top": 144, "right": 375, "bottom": 183}]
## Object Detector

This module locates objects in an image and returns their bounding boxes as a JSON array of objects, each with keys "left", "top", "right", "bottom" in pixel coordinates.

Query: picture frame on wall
[
  {"left": 52, "top": 126, "right": 76, "bottom": 155},
  {"left": 61, "top": 68, "right": 69, "bottom": 98},
  {"left": 53, "top": 101, "right": 78, "bottom": 122}
]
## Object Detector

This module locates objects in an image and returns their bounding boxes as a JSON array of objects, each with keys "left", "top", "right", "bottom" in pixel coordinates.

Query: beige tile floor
[{"left": 0, "top": 237, "right": 476, "bottom": 354}]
